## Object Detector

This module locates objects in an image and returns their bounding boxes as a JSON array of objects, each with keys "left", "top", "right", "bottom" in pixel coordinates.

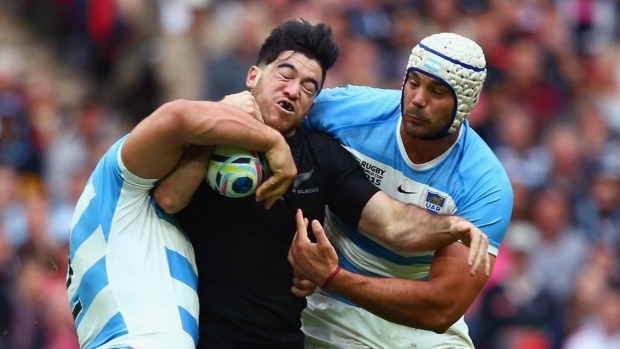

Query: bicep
[{"left": 122, "top": 103, "right": 187, "bottom": 179}]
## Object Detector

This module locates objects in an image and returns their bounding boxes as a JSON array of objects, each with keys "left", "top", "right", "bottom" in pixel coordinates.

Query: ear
[{"left": 246, "top": 66, "right": 262, "bottom": 89}]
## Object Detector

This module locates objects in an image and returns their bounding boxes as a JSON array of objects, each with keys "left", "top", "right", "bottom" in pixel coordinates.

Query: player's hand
[
  {"left": 255, "top": 139, "right": 296, "bottom": 209},
  {"left": 290, "top": 272, "right": 318, "bottom": 297},
  {"left": 288, "top": 209, "right": 339, "bottom": 286},
  {"left": 220, "top": 91, "right": 264, "bottom": 123},
  {"left": 450, "top": 219, "right": 490, "bottom": 276}
]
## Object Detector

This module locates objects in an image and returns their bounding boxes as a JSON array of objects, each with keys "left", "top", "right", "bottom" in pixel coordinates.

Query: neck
[{"left": 400, "top": 127, "right": 459, "bottom": 164}]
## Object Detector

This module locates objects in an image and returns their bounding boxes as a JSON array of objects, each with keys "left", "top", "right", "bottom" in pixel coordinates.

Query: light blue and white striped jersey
[
  {"left": 66, "top": 136, "right": 199, "bottom": 349},
  {"left": 302, "top": 85, "right": 513, "bottom": 347}
]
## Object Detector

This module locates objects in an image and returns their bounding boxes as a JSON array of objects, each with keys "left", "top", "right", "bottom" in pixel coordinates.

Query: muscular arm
[
  {"left": 289, "top": 210, "right": 493, "bottom": 332},
  {"left": 153, "top": 145, "right": 213, "bottom": 214},
  {"left": 329, "top": 243, "right": 493, "bottom": 332},
  {"left": 358, "top": 192, "right": 489, "bottom": 274},
  {"left": 123, "top": 100, "right": 295, "bottom": 208},
  {"left": 153, "top": 92, "right": 273, "bottom": 213}
]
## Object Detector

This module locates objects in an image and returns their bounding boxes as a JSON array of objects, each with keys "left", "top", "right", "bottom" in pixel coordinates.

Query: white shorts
[{"left": 302, "top": 292, "right": 474, "bottom": 349}]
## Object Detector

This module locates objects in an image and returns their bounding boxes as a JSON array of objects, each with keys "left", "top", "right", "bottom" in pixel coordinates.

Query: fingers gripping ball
[{"left": 206, "top": 145, "right": 266, "bottom": 198}]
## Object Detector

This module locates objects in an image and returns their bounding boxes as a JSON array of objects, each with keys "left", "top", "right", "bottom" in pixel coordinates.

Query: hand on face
[{"left": 221, "top": 91, "right": 264, "bottom": 123}]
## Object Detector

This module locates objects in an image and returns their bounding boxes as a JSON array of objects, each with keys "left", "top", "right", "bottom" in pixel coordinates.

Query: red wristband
[{"left": 321, "top": 265, "right": 342, "bottom": 290}]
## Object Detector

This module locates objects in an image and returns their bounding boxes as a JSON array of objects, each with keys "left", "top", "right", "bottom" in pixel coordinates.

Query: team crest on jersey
[
  {"left": 425, "top": 191, "right": 446, "bottom": 213},
  {"left": 292, "top": 169, "right": 319, "bottom": 194}
]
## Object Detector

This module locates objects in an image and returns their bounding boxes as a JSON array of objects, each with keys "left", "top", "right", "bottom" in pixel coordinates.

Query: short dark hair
[{"left": 256, "top": 18, "right": 340, "bottom": 90}]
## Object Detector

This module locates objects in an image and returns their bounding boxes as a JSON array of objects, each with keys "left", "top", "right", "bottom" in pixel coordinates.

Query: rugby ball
[{"left": 205, "top": 145, "right": 266, "bottom": 198}]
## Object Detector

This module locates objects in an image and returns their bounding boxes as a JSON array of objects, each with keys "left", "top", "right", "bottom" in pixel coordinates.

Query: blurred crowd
[{"left": 0, "top": 0, "right": 619, "bottom": 348}]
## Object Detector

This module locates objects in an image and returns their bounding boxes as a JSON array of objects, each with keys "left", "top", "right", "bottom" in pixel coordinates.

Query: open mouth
[{"left": 278, "top": 101, "right": 294, "bottom": 113}]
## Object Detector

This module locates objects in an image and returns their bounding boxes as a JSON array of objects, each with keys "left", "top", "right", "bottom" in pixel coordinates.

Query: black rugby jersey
[{"left": 176, "top": 127, "right": 379, "bottom": 349}]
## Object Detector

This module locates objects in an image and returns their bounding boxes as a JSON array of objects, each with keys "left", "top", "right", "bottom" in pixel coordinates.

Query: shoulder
[
  {"left": 460, "top": 123, "right": 509, "bottom": 179},
  {"left": 450, "top": 123, "right": 514, "bottom": 249},
  {"left": 314, "top": 85, "right": 401, "bottom": 111},
  {"left": 307, "top": 85, "right": 402, "bottom": 132},
  {"left": 316, "top": 85, "right": 400, "bottom": 102}
]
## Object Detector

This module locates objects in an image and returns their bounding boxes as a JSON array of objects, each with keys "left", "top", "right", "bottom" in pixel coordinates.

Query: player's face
[
  {"left": 401, "top": 71, "right": 455, "bottom": 139},
  {"left": 247, "top": 51, "right": 322, "bottom": 136}
]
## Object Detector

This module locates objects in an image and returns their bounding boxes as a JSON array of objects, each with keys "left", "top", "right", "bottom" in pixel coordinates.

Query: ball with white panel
[{"left": 206, "top": 144, "right": 266, "bottom": 198}]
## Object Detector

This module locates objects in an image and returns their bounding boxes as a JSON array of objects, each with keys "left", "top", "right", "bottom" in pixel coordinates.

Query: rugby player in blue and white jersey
[
  {"left": 290, "top": 33, "right": 514, "bottom": 348},
  {"left": 66, "top": 99, "right": 296, "bottom": 348}
]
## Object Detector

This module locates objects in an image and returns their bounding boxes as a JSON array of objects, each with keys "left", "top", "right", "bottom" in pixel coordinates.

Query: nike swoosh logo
[{"left": 397, "top": 184, "right": 416, "bottom": 194}]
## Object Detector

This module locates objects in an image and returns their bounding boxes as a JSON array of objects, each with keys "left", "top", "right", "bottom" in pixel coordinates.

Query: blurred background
[{"left": 0, "top": 0, "right": 619, "bottom": 348}]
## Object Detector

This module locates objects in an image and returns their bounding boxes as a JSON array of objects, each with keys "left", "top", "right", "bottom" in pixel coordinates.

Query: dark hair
[{"left": 256, "top": 18, "right": 340, "bottom": 90}]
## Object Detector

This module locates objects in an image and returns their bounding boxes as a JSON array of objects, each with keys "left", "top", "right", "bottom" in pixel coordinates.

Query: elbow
[
  {"left": 419, "top": 312, "right": 461, "bottom": 334},
  {"left": 153, "top": 188, "right": 183, "bottom": 214},
  {"left": 427, "top": 319, "right": 454, "bottom": 334},
  {"left": 407, "top": 302, "right": 463, "bottom": 334},
  {"left": 159, "top": 99, "right": 201, "bottom": 125},
  {"left": 148, "top": 99, "right": 194, "bottom": 137}
]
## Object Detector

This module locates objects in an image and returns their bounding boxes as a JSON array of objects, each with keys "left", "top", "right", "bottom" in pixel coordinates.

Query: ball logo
[{"left": 206, "top": 145, "right": 265, "bottom": 198}]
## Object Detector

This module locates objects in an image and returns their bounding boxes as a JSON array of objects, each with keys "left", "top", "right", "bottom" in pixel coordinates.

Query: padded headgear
[{"left": 405, "top": 33, "right": 487, "bottom": 135}]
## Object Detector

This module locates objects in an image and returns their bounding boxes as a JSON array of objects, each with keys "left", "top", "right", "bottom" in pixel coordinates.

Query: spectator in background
[
  {"left": 0, "top": 165, "right": 29, "bottom": 249},
  {"left": 476, "top": 222, "right": 563, "bottom": 349},
  {"left": 0, "top": 83, "right": 41, "bottom": 175},
  {"left": 542, "top": 123, "right": 589, "bottom": 203},
  {"left": 528, "top": 188, "right": 591, "bottom": 306},
  {"left": 494, "top": 104, "right": 550, "bottom": 190},
  {"left": 572, "top": 99, "right": 616, "bottom": 169},
  {"left": 586, "top": 44, "right": 620, "bottom": 134},
  {"left": 575, "top": 144, "right": 620, "bottom": 248},
  {"left": 43, "top": 96, "right": 122, "bottom": 205},
  {"left": 9, "top": 257, "right": 48, "bottom": 349},
  {"left": 155, "top": 0, "right": 208, "bottom": 102},
  {"left": 0, "top": 224, "right": 17, "bottom": 349},
  {"left": 564, "top": 245, "right": 619, "bottom": 337},
  {"left": 419, "top": 0, "right": 477, "bottom": 38},
  {"left": 563, "top": 284, "right": 620, "bottom": 349},
  {"left": 498, "top": 37, "right": 568, "bottom": 133},
  {"left": 202, "top": 2, "right": 268, "bottom": 100}
]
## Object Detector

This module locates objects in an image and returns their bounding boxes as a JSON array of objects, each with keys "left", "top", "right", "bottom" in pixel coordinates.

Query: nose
[
  {"left": 409, "top": 87, "right": 428, "bottom": 108},
  {"left": 283, "top": 81, "right": 301, "bottom": 100}
]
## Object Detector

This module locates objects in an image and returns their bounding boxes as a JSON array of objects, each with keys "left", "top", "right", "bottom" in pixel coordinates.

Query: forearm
[
  {"left": 175, "top": 100, "right": 284, "bottom": 153},
  {"left": 325, "top": 270, "right": 453, "bottom": 331},
  {"left": 359, "top": 192, "right": 463, "bottom": 252},
  {"left": 323, "top": 244, "right": 493, "bottom": 332},
  {"left": 389, "top": 205, "right": 465, "bottom": 252},
  {"left": 124, "top": 100, "right": 285, "bottom": 179}
]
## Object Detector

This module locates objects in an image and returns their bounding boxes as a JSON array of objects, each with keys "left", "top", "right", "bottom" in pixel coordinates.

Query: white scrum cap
[{"left": 406, "top": 33, "right": 487, "bottom": 134}]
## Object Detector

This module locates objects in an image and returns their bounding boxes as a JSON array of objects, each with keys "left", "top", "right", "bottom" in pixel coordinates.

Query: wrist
[{"left": 321, "top": 265, "right": 342, "bottom": 290}]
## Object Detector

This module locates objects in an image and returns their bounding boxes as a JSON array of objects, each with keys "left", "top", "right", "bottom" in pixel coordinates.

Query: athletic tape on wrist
[{"left": 321, "top": 265, "right": 342, "bottom": 290}]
